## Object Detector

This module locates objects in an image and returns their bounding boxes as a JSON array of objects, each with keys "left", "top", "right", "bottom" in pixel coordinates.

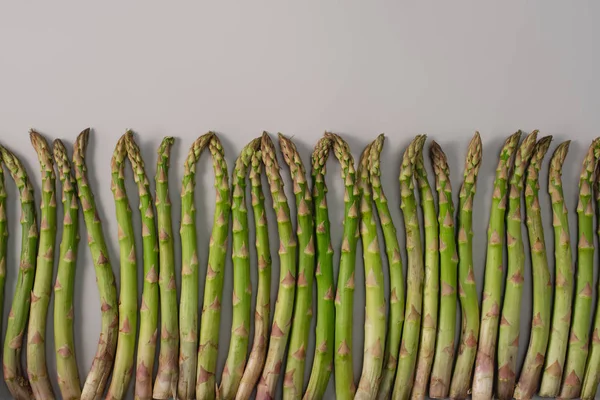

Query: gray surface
[{"left": 1, "top": 2, "right": 600, "bottom": 399}]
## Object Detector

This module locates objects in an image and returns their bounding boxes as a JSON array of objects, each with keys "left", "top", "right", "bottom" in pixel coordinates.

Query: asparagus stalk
[
  {"left": 280, "top": 133, "right": 316, "bottom": 400},
  {"left": 1, "top": 145, "right": 37, "bottom": 400},
  {"left": 126, "top": 133, "right": 160, "bottom": 400},
  {"left": 538, "top": 141, "right": 574, "bottom": 397},
  {"left": 152, "top": 136, "right": 179, "bottom": 400},
  {"left": 53, "top": 139, "right": 82, "bottom": 400},
  {"left": 411, "top": 136, "right": 438, "bottom": 400},
  {"left": 303, "top": 136, "right": 335, "bottom": 400},
  {"left": 392, "top": 135, "right": 427, "bottom": 400},
  {"left": 559, "top": 138, "right": 600, "bottom": 399},
  {"left": 449, "top": 132, "right": 483, "bottom": 399},
  {"left": 324, "top": 132, "right": 360, "bottom": 400},
  {"left": 369, "top": 135, "right": 405, "bottom": 400},
  {"left": 220, "top": 137, "right": 260, "bottom": 400},
  {"left": 256, "top": 132, "right": 298, "bottom": 400},
  {"left": 471, "top": 131, "right": 521, "bottom": 400},
  {"left": 429, "top": 141, "right": 459, "bottom": 399},
  {"left": 105, "top": 134, "right": 138, "bottom": 400},
  {"left": 178, "top": 132, "right": 213, "bottom": 399},
  {"left": 496, "top": 131, "right": 538, "bottom": 400},
  {"left": 236, "top": 148, "right": 272, "bottom": 400},
  {"left": 0, "top": 152, "right": 5, "bottom": 370},
  {"left": 26, "top": 130, "right": 57, "bottom": 399}
]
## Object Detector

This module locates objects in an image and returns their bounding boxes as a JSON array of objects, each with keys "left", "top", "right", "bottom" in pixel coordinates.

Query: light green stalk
[
  {"left": 1, "top": 145, "right": 37, "bottom": 400},
  {"left": 152, "top": 137, "right": 179, "bottom": 400},
  {"left": 392, "top": 135, "right": 426, "bottom": 400},
  {"left": 496, "top": 131, "right": 538, "bottom": 400},
  {"left": 449, "top": 132, "right": 483, "bottom": 400},
  {"left": 220, "top": 138, "right": 260, "bottom": 400},
  {"left": 471, "top": 131, "right": 521, "bottom": 400},
  {"left": 304, "top": 136, "right": 334, "bottom": 400},
  {"left": 0, "top": 149, "right": 5, "bottom": 372},
  {"left": 53, "top": 139, "right": 82, "bottom": 400},
  {"left": 256, "top": 132, "right": 297, "bottom": 400},
  {"left": 559, "top": 138, "right": 600, "bottom": 399},
  {"left": 369, "top": 135, "right": 405, "bottom": 400}
]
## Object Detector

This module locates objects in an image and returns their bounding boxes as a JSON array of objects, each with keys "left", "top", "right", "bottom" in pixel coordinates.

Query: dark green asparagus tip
[{"left": 549, "top": 141, "right": 570, "bottom": 181}]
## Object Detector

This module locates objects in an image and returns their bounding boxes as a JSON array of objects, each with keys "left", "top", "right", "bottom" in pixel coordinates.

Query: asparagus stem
[
  {"left": 429, "top": 141, "right": 459, "bottom": 399},
  {"left": 256, "top": 132, "right": 298, "bottom": 400},
  {"left": 392, "top": 135, "right": 427, "bottom": 400},
  {"left": 559, "top": 138, "right": 600, "bottom": 399},
  {"left": 369, "top": 135, "right": 405, "bottom": 400},
  {"left": 496, "top": 131, "right": 538, "bottom": 400},
  {"left": 324, "top": 132, "right": 360, "bottom": 400},
  {"left": 410, "top": 136, "right": 438, "bottom": 400},
  {"left": 303, "top": 136, "right": 335, "bottom": 400},
  {"left": 178, "top": 132, "right": 213, "bottom": 399},
  {"left": 53, "top": 139, "right": 82, "bottom": 400},
  {"left": 220, "top": 137, "right": 260, "bottom": 400},
  {"left": 152, "top": 137, "right": 179, "bottom": 400},
  {"left": 105, "top": 134, "right": 138, "bottom": 400},
  {"left": 449, "top": 132, "right": 483, "bottom": 399},
  {"left": 280, "top": 133, "right": 316, "bottom": 400},
  {"left": 26, "top": 130, "right": 57, "bottom": 399},
  {"left": 538, "top": 141, "right": 574, "bottom": 397},
  {"left": 236, "top": 148, "right": 272, "bottom": 400},
  {"left": 0, "top": 145, "right": 37, "bottom": 400},
  {"left": 126, "top": 133, "right": 160, "bottom": 400},
  {"left": 196, "top": 134, "right": 231, "bottom": 400},
  {"left": 0, "top": 149, "right": 5, "bottom": 381}
]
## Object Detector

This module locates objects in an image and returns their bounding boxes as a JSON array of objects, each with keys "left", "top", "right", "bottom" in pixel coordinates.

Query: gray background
[{"left": 1, "top": 1, "right": 599, "bottom": 399}]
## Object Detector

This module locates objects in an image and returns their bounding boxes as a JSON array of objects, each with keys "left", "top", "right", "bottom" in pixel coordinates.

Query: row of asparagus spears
[{"left": 0, "top": 128, "right": 599, "bottom": 400}]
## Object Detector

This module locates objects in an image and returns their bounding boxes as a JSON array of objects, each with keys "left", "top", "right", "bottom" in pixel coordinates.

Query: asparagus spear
[
  {"left": 53, "top": 139, "right": 82, "bottom": 400},
  {"left": 126, "top": 133, "right": 160, "bottom": 400},
  {"left": 1, "top": 145, "right": 37, "bottom": 400},
  {"left": 369, "top": 135, "right": 405, "bottom": 400},
  {"left": 304, "top": 136, "right": 334, "bottom": 400},
  {"left": 471, "top": 131, "right": 521, "bottom": 400},
  {"left": 152, "top": 137, "right": 179, "bottom": 400},
  {"left": 105, "top": 134, "right": 138, "bottom": 400},
  {"left": 449, "top": 132, "right": 483, "bottom": 399},
  {"left": 538, "top": 141, "right": 574, "bottom": 397},
  {"left": 411, "top": 137, "right": 439, "bottom": 400},
  {"left": 236, "top": 148, "right": 272, "bottom": 400},
  {"left": 559, "top": 138, "right": 600, "bottom": 399},
  {"left": 0, "top": 151, "right": 5, "bottom": 371},
  {"left": 324, "top": 132, "right": 360, "bottom": 400},
  {"left": 392, "top": 135, "right": 426, "bottom": 400},
  {"left": 429, "top": 141, "right": 459, "bottom": 399},
  {"left": 256, "top": 132, "right": 298, "bottom": 400},
  {"left": 178, "top": 132, "right": 213, "bottom": 399},
  {"left": 280, "top": 133, "right": 316, "bottom": 400},
  {"left": 513, "top": 136, "right": 553, "bottom": 399},
  {"left": 220, "top": 137, "right": 260, "bottom": 400},
  {"left": 26, "top": 130, "right": 57, "bottom": 399},
  {"left": 496, "top": 131, "right": 538, "bottom": 400}
]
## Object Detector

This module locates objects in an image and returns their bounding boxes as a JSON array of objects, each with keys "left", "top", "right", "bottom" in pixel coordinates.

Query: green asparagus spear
[
  {"left": 471, "top": 131, "right": 521, "bottom": 400},
  {"left": 280, "top": 133, "right": 316, "bottom": 400},
  {"left": 1, "top": 145, "right": 37, "bottom": 400},
  {"left": 496, "top": 131, "right": 538, "bottom": 400},
  {"left": 449, "top": 132, "right": 483, "bottom": 400},
  {"left": 0, "top": 149, "right": 5, "bottom": 368},
  {"left": 538, "top": 141, "right": 574, "bottom": 397},
  {"left": 220, "top": 138, "right": 260, "bottom": 400},
  {"left": 178, "top": 132, "right": 213, "bottom": 400},
  {"left": 392, "top": 135, "right": 426, "bottom": 400},
  {"left": 411, "top": 137, "right": 439, "bottom": 400},
  {"left": 304, "top": 136, "right": 335, "bottom": 400},
  {"left": 152, "top": 137, "right": 179, "bottom": 400},
  {"left": 53, "top": 139, "right": 82, "bottom": 400},
  {"left": 105, "top": 134, "right": 138, "bottom": 400},
  {"left": 369, "top": 135, "right": 405, "bottom": 400},
  {"left": 559, "top": 138, "right": 600, "bottom": 399},
  {"left": 236, "top": 149, "right": 272, "bottom": 400},
  {"left": 256, "top": 132, "right": 298, "bottom": 400}
]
